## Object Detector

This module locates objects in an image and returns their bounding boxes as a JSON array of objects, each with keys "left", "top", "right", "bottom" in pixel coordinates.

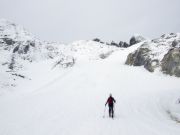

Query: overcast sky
[{"left": 0, "top": 0, "right": 180, "bottom": 43}]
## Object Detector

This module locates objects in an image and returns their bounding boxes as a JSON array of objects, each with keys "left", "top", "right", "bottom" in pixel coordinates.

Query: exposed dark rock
[
  {"left": 13, "top": 45, "right": 19, "bottom": 53},
  {"left": 130, "top": 37, "right": 136, "bottom": 45},
  {"left": 172, "top": 39, "right": 180, "bottom": 48},
  {"left": 99, "top": 51, "right": 113, "bottom": 59},
  {"left": 125, "top": 47, "right": 151, "bottom": 66},
  {"left": 13, "top": 41, "right": 35, "bottom": 54},
  {"left": 123, "top": 42, "right": 129, "bottom": 48},
  {"left": 92, "top": 38, "right": 130, "bottom": 48},
  {"left": 110, "top": 41, "right": 118, "bottom": 46},
  {"left": 151, "top": 38, "right": 159, "bottom": 43},
  {"left": 119, "top": 41, "right": 129, "bottom": 48},
  {"left": 125, "top": 33, "right": 180, "bottom": 77},
  {"left": 15, "top": 44, "right": 30, "bottom": 54},
  {"left": 27, "top": 40, "right": 35, "bottom": 47},
  {"left": 53, "top": 56, "right": 75, "bottom": 68},
  {"left": 109, "top": 41, "right": 130, "bottom": 48},
  {"left": 161, "top": 48, "right": 180, "bottom": 77},
  {"left": 100, "top": 41, "right": 104, "bottom": 44},
  {"left": 24, "top": 45, "right": 29, "bottom": 54},
  {"left": 93, "top": 38, "right": 101, "bottom": 42},
  {"left": 130, "top": 35, "right": 145, "bottom": 45},
  {"left": 161, "top": 33, "right": 177, "bottom": 39},
  {"left": 2, "top": 38, "right": 15, "bottom": 45},
  {"left": 126, "top": 47, "right": 160, "bottom": 72},
  {"left": 11, "top": 73, "right": 25, "bottom": 78},
  {"left": 144, "top": 59, "right": 159, "bottom": 72},
  {"left": 8, "top": 56, "right": 15, "bottom": 70},
  {"left": 119, "top": 41, "right": 124, "bottom": 47},
  {"left": 92, "top": 38, "right": 105, "bottom": 44}
]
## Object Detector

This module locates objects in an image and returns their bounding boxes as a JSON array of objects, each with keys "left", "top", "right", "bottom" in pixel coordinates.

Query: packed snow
[{"left": 0, "top": 42, "right": 180, "bottom": 135}]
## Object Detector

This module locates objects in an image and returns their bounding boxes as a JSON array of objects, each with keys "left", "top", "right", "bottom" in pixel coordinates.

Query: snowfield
[{"left": 0, "top": 42, "right": 180, "bottom": 135}]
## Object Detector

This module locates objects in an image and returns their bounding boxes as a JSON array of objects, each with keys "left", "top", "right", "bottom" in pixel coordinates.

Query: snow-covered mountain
[
  {"left": 0, "top": 19, "right": 180, "bottom": 92},
  {"left": 0, "top": 19, "right": 121, "bottom": 92},
  {"left": 0, "top": 19, "right": 180, "bottom": 135}
]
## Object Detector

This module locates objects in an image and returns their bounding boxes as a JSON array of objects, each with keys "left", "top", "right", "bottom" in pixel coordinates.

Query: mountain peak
[{"left": 0, "top": 18, "right": 36, "bottom": 42}]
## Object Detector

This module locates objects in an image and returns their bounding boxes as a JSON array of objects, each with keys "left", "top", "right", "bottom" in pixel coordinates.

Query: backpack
[{"left": 108, "top": 97, "right": 114, "bottom": 104}]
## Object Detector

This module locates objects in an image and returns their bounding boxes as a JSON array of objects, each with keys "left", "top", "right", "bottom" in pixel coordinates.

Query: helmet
[{"left": 109, "top": 93, "right": 112, "bottom": 97}]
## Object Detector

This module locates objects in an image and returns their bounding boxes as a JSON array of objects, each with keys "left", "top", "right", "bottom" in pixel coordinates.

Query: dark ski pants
[{"left": 108, "top": 105, "right": 114, "bottom": 118}]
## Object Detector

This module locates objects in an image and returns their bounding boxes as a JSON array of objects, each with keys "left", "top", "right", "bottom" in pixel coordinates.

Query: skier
[{"left": 105, "top": 94, "right": 116, "bottom": 118}]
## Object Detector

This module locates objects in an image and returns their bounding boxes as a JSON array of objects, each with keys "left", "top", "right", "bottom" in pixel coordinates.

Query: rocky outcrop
[
  {"left": 161, "top": 33, "right": 177, "bottom": 39},
  {"left": 93, "top": 38, "right": 101, "bottom": 42},
  {"left": 93, "top": 35, "right": 145, "bottom": 48},
  {"left": 13, "top": 40, "right": 36, "bottom": 54},
  {"left": 125, "top": 47, "right": 150, "bottom": 66},
  {"left": 125, "top": 46, "right": 159, "bottom": 72},
  {"left": 144, "top": 59, "right": 159, "bottom": 72},
  {"left": 92, "top": 38, "right": 130, "bottom": 48},
  {"left": 161, "top": 48, "right": 180, "bottom": 77},
  {"left": 99, "top": 51, "right": 114, "bottom": 59},
  {"left": 109, "top": 41, "right": 130, "bottom": 48},
  {"left": 130, "top": 35, "right": 146, "bottom": 45},
  {"left": 110, "top": 41, "right": 118, "bottom": 46},
  {"left": 172, "top": 39, "right": 180, "bottom": 48},
  {"left": 92, "top": 38, "right": 105, "bottom": 44},
  {"left": 1, "top": 38, "right": 15, "bottom": 45},
  {"left": 119, "top": 41, "right": 129, "bottom": 48},
  {"left": 53, "top": 55, "right": 75, "bottom": 68},
  {"left": 125, "top": 33, "right": 180, "bottom": 76}
]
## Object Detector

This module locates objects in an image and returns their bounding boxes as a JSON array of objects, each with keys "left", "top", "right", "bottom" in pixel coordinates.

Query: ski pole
[
  {"left": 103, "top": 105, "right": 106, "bottom": 118},
  {"left": 113, "top": 104, "right": 115, "bottom": 118}
]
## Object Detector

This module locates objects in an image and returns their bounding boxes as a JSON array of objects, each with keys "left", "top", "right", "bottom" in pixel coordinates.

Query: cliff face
[{"left": 125, "top": 33, "right": 180, "bottom": 77}]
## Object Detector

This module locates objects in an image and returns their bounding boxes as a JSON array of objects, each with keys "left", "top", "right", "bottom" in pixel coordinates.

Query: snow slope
[
  {"left": 0, "top": 43, "right": 180, "bottom": 135},
  {"left": 0, "top": 18, "right": 119, "bottom": 92}
]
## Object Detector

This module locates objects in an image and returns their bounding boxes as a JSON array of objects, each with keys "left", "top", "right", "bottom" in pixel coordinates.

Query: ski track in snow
[{"left": 0, "top": 44, "right": 180, "bottom": 135}]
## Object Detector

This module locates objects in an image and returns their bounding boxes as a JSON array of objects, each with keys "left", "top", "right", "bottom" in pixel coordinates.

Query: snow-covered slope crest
[
  {"left": 69, "top": 40, "right": 119, "bottom": 60},
  {"left": 125, "top": 33, "right": 180, "bottom": 77},
  {"left": 0, "top": 18, "right": 35, "bottom": 42}
]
